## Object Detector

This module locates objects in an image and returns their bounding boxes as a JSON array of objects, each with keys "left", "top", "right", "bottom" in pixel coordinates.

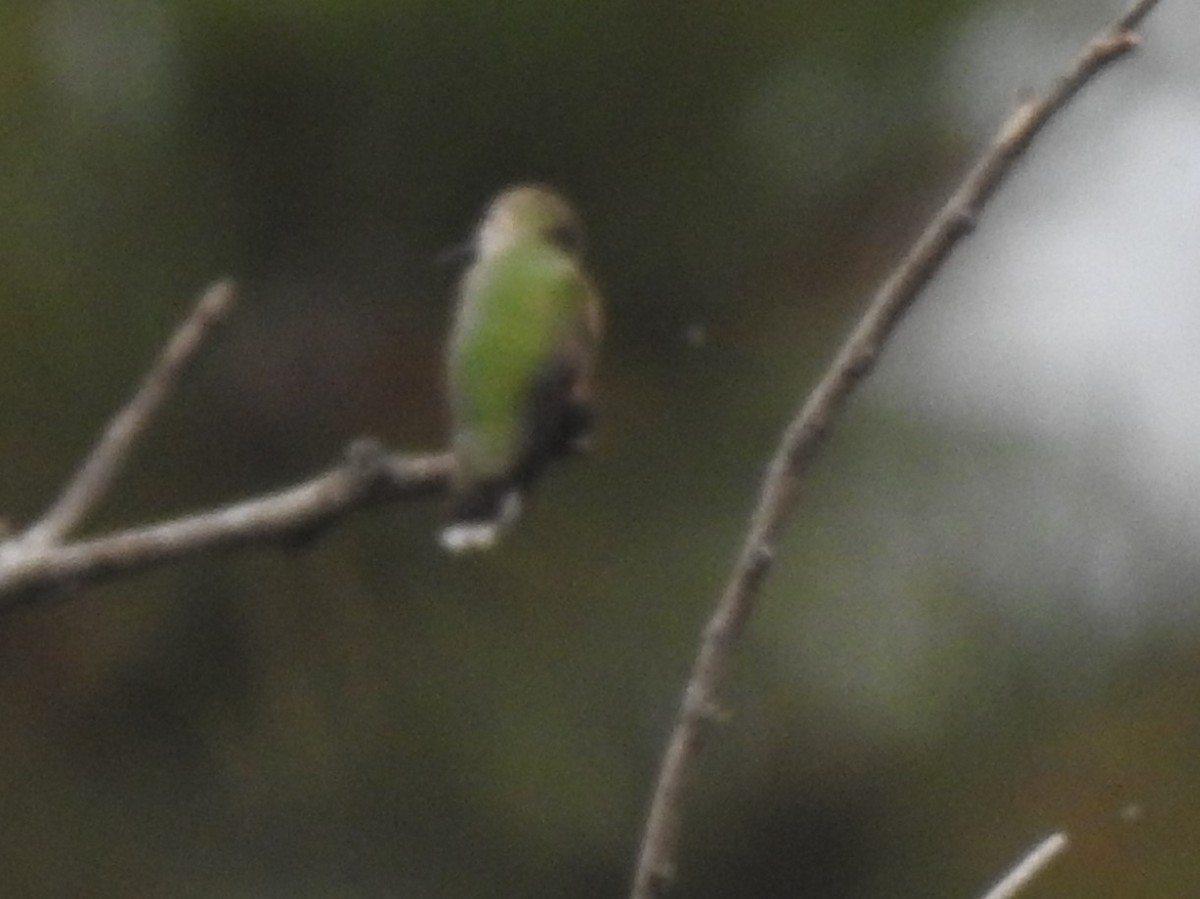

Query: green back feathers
[{"left": 449, "top": 240, "right": 596, "bottom": 478}]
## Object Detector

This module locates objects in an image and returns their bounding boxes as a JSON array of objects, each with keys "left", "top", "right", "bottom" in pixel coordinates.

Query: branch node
[
  {"left": 843, "top": 346, "right": 877, "bottom": 380},
  {"left": 684, "top": 685, "right": 730, "bottom": 726},
  {"left": 646, "top": 863, "right": 675, "bottom": 898},
  {"left": 747, "top": 542, "right": 775, "bottom": 583},
  {"left": 1096, "top": 30, "right": 1141, "bottom": 56},
  {"left": 949, "top": 204, "right": 978, "bottom": 236},
  {"left": 998, "top": 100, "right": 1040, "bottom": 148},
  {"left": 344, "top": 436, "right": 388, "bottom": 477}
]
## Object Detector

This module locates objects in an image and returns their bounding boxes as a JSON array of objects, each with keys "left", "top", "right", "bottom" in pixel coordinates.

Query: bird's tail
[
  {"left": 438, "top": 480, "right": 523, "bottom": 553},
  {"left": 439, "top": 383, "right": 594, "bottom": 553}
]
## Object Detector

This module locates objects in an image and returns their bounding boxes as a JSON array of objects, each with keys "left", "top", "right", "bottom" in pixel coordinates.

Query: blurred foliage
[{"left": 1, "top": 0, "right": 1197, "bottom": 897}]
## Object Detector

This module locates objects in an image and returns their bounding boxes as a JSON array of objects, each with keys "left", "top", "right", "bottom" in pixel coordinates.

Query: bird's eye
[{"left": 547, "top": 222, "right": 585, "bottom": 255}]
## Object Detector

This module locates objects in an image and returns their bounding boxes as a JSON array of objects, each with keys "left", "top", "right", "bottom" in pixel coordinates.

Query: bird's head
[{"left": 476, "top": 183, "right": 586, "bottom": 259}]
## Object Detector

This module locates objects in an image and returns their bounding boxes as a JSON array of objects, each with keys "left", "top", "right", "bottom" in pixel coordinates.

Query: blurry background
[{"left": 0, "top": 0, "right": 1197, "bottom": 896}]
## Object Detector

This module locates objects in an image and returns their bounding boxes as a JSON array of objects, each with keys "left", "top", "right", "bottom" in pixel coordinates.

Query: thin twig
[
  {"left": 979, "top": 833, "right": 1069, "bottom": 899},
  {"left": 628, "top": 2, "right": 1164, "bottom": 897},
  {"left": 0, "top": 442, "right": 453, "bottom": 610},
  {"left": 21, "top": 279, "right": 237, "bottom": 547}
]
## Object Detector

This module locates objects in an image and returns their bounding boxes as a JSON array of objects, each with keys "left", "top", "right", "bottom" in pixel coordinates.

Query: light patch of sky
[
  {"left": 880, "top": 0, "right": 1200, "bottom": 526},
  {"left": 761, "top": 3, "right": 1197, "bottom": 737}
]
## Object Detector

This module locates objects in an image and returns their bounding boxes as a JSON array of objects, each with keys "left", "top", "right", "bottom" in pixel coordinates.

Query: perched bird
[{"left": 440, "top": 184, "right": 604, "bottom": 552}]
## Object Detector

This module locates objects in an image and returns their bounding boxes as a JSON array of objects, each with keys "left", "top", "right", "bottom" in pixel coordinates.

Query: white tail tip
[
  {"left": 439, "top": 491, "right": 523, "bottom": 553},
  {"left": 439, "top": 522, "right": 501, "bottom": 553}
]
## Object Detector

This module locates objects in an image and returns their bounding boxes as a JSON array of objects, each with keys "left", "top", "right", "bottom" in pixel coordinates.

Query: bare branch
[
  {"left": 0, "top": 278, "right": 453, "bottom": 610},
  {"left": 21, "top": 280, "right": 237, "bottom": 547},
  {"left": 979, "top": 833, "right": 1069, "bottom": 899},
  {"left": 1117, "top": 0, "right": 1164, "bottom": 30},
  {"left": 629, "top": 2, "right": 1164, "bottom": 897},
  {"left": 0, "top": 442, "right": 453, "bottom": 610}
]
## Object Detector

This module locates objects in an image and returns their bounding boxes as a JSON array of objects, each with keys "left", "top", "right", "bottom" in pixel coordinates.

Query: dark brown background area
[{"left": 0, "top": 1, "right": 1198, "bottom": 896}]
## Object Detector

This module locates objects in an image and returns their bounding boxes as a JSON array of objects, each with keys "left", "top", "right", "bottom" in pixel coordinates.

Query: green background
[{"left": 0, "top": 1, "right": 1196, "bottom": 896}]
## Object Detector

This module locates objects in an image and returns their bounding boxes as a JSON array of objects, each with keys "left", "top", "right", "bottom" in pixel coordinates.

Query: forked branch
[
  {"left": 22, "top": 280, "right": 237, "bottom": 548},
  {"left": 0, "top": 281, "right": 452, "bottom": 610}
]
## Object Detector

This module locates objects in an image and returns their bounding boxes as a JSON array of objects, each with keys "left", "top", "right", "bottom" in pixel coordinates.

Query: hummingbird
[{"left": 440, "top": 184, "right": 604, "bottom": 552}]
